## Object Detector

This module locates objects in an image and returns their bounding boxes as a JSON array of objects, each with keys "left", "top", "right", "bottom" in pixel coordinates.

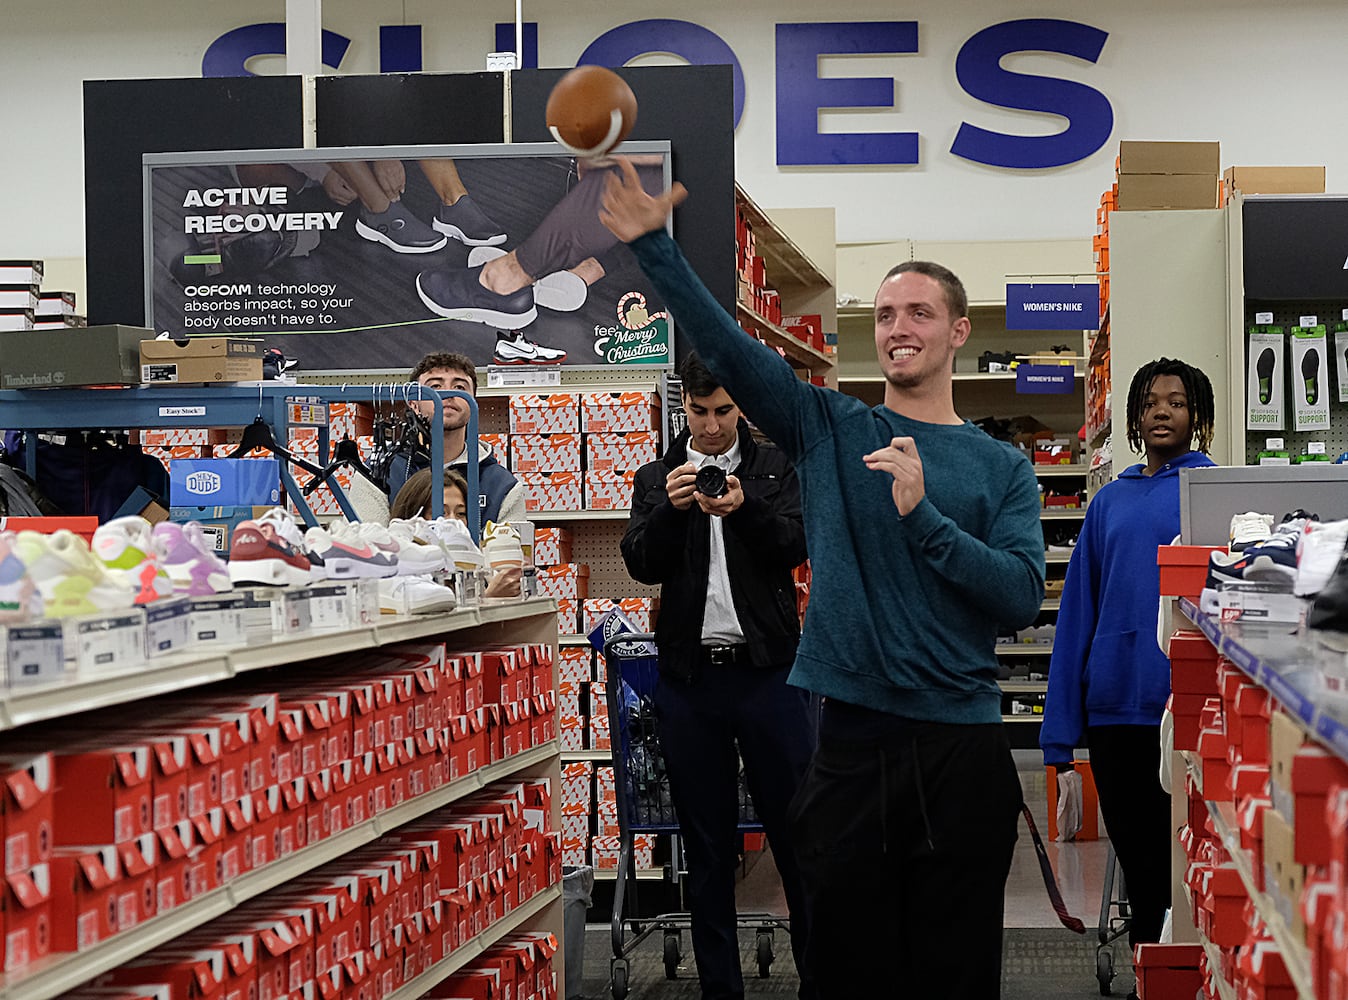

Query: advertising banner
[
  {"left": 143, "top": 142, "right": 674, "bottom": 373},
  {"left": 1005, "top": 283, "right": 1100, "bottom": 331}
]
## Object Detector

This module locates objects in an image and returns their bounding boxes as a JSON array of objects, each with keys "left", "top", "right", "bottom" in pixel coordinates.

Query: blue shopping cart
[{"left": 602, "top": 633, "right": 786, "bottom": 1000}]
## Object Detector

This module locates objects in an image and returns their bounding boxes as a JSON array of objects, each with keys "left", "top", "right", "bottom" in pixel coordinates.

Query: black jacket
[{"left": 621, "top": 420, "right": 807, "bottom": 681}]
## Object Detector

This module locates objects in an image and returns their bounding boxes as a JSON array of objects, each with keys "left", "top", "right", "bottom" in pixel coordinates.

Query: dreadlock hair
[{"left": 1125, "top": 357, "right": 1215, "bottom": 455}]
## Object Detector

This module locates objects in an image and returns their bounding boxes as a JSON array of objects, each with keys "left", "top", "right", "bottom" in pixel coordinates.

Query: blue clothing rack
[{"left": 0, "top": 383, "right": 478, "bottom": 539}]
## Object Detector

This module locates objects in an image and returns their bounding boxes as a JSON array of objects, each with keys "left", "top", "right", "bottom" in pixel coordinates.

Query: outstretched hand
[{"left": 600, "top": 158, "right": 688, "bottom": 242}]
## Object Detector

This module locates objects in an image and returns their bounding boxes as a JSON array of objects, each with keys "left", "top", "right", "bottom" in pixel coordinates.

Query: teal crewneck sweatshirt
[{"left": 630, "top": 231, "right": 1045, "bottom": 724}]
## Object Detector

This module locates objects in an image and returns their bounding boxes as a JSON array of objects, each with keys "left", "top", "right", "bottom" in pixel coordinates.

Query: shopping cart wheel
[
  {"left": 663, "top": 931, "right": 681, "bottom": 979},
  {"left": 756, "top": 929, "right": 774, "bottom": 978},
  {"left": 1095, "top": 946, "right": 1114, "bottom": 995},
  {"left": 611, "top": 958, "right": 630, "bottom": 1000}
]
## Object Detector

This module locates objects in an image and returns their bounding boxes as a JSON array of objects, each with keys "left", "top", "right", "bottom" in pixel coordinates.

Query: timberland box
[
  {"left": 140, "top": 337, "right": 263, "bottom": 384},
  {"left": 0, "top": 324, "right": 152, "bottom": 388}
]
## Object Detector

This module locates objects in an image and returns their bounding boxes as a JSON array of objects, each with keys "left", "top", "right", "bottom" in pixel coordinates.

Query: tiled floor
[{"left": 580, "top": 750, "right": 1137, "bottom": 998}]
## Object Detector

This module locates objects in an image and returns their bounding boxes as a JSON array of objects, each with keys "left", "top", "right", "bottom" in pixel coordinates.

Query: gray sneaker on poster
[
  {"left": 433, "top": 194, "right": 507, "bottom": 246},
  {"left": 355, "top": 201, "right": 448, "bottom": 253},
  {"left": 416, "top": 264, "right": 537, "bottom": 329}
]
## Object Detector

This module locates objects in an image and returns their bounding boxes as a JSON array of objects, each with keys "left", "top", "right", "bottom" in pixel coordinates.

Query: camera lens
[{"left": 695, "top": 465, "right": 728, "bottom": 498}]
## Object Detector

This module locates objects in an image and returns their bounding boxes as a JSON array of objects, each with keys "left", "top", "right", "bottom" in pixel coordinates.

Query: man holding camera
[{"left": 622, "top": 352, "right": 815, "bottom": 1000}]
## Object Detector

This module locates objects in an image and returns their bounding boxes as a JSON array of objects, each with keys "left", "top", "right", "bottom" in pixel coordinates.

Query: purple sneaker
[
  {"left": 153, "top": 521, "right": 231, "bottom": 596},
  {"left": 0, "top": 532, "right": 39, "bottom": 621}
]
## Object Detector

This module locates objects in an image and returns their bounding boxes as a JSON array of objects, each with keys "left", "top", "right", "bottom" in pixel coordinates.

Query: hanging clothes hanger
[{"left": 228, "top": 415, "right": 328, "bottom": 480}]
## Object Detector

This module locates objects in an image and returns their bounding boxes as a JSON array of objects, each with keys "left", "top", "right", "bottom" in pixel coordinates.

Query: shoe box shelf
[
  {"left": 733, "top": 183, "right": 838, "bottom": 384},
  {"left": 1165, "top": 597, "right": 1340, "bottom": 999},
  {"left": 0, "top": 600, "right": 564, "bottom": 1000}
]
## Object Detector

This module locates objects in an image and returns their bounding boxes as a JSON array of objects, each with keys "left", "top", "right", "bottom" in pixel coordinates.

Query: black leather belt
[{"left": 702, "top": 644, "right": 748, "bottom": 666}]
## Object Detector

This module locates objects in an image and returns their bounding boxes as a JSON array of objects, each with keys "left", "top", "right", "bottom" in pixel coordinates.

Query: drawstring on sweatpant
[
  {"left": 911, "top": 734, "right": 936, "bottom": 854},
  {"left": 878, "top": 747, "right": 888, "bottom": 854}
]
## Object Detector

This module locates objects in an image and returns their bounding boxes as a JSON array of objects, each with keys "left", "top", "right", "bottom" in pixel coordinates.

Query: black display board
[
  {"left": 1244, "top": 197, "right": 1348, "bottom": 302},
  {"left": 510, "top": 65, "right": 737, "bottom": 323},
  {"left": 84, "top": 76, "right": 305, "bottom": 327},
  {"left": 315, "top": 73, "right": 504, "bottom": 146}
]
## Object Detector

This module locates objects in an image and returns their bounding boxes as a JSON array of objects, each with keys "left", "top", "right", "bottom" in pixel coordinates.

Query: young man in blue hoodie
[
  {"left": 1041, "top": 358, "right": 1216, "bottom": 955},
  {"left": 600, "top": 162, "right": 1045, "bottom": 998}
]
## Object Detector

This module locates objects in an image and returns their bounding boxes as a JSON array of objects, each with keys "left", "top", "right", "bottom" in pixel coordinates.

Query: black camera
[{"left": 695, "top": 464, "right": 728, "bottom": 498}]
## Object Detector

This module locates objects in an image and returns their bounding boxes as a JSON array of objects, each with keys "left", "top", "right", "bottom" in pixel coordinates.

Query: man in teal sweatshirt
[{"left": 600, "top": 162, "right": 1045, "bottom": 998}]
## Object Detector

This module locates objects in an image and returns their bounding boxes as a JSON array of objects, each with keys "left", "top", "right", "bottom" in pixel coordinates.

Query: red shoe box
[
  {"left": 441, "top": 656, "right": 467, "bottom": 719},
  {"left": 50, "top": 845, "right": 121, "bottom": 952},
  {"left": 533, "top": 692, "right": 557, "bottom": 746},
  {"left": 155, "top": 820, "right": 194, "bottom": 913},
  {"left": 461, "top": 653, "right": 486, "bottom": 714},
  {"left": 142, "top": 735, "right": 190, "bottom": 831},
  {"left": 1198, "top": 725, "right": 1232, "bottom": 800},
  {"left": 1303, "top": 875, "right": 1337, "bottom": 996},
  {"left": 1236, "top": 685, "right": 1272, "bottom": 764},
  {"left": 221, "top": 796, "right": 253, "bottom": 880},
  {"left": 3, "top": 863, "right": 51, "bottom": 973},
  {"left": 251, "top": 787, "right": 281, "bottom": 872},
  {"left": 44, "top": 739, "right": 153, "bottom": 846},
  {"left": 1170, "top": 633, "right": 1219, "bottom": 693},
  {"left": 0, "top": 753, "right": 53, "bottom": 876},
  {"left": 1234, "top": 939, "right": 1295, "bottom": 999},
  {"left": 1158, "top": 544, "right": 1224, "bottom": 601},
  {"left": 278, "top": 778, "right": 309, "bottom": 858},
  {"left": 276, "top": 706, "right": 306, "bottom": 786},
  {"left": 305, "top": 770, "right": 333, "bottom": 846},
  {"left": 1237, "top": 795, "right": 1271, "bottom": 891},
  {"left": 189, "top": 808, "right": 225, "bottom": 897},
  {"left": 116, "top": 833, "right": 157, "bottom": 931},
  {"left": 345, "top": 681, "right": 377, "bottom": 759},
  {"left": 1292, "top": 746, "right": 1348, "bottom": 866},
  {"left": 104, "top": 948, "right": 229, "bottom": 1000}
]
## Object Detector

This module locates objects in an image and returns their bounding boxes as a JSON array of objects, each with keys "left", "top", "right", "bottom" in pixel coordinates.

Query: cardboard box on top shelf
[
  {"left": 1223, "top": 166, "right": 1325, "bottom": 202},
  {"left": 0, "top": 324, "right": 151, "bottom": 387},
  {"left": 1117, "top": 140, "right": 1220, "bottom": 175},
  {"left": 140, "top": 337, "right": 263, "bottom": 384},
  {"left": 1116, "top": 174, "right": 1218, "bottom": 211}
]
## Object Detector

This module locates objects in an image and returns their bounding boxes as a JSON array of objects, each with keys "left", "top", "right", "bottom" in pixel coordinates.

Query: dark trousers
[
  {"left": 654, "top": 661, "right": 816, "bottom": 1000},
  {"left": 1088, "top": 724, "right": 1172, "bottom": 947},
  {"left": 788, "top": 706, "right": 1022, "bottom": 999}
]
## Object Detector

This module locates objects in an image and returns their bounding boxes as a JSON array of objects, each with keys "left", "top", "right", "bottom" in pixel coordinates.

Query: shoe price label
[{"left": 2, "top": 623, "right": 64, "bottom": 687}]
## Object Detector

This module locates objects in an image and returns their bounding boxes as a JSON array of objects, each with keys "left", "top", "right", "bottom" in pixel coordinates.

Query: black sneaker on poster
[
  {"left": 432, "top": 194, "right": 507, "bottom": 247},
  {"left": 355, "top": 201, "right": 448, "bottom": 254},
  {"left": 494, "top": 332, "right": 567, "bottom": 366},
  {"left": 416, "top": 265, "right": 537, "bottom": 329}
]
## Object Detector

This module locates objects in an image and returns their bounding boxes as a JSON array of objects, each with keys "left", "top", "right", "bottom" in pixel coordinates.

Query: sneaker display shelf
[
  {"left": 0, "top": 383, "right": 477, "bottom": 534},
  {"left": 0, "top": 596, "right": 562, "bottom": 1000}
]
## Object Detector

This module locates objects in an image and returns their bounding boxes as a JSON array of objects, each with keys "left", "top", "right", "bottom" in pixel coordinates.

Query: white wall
[{"left": 2, "top": 0, "right": 1344, "bottom": 266}]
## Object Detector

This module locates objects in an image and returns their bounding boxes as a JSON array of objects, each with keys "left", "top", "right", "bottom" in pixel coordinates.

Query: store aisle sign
[
  {"left": 202, "top": 17, "right": 1114, "bottom": 170},
  {"left": 1005, "top": 283, "right": 1100, "bottom": 331},
  {"left": 1016, "top": 365, "right": 1076, "bottom": 395}
]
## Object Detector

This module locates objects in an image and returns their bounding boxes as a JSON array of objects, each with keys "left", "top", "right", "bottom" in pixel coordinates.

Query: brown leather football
[{"left": 545, "top": 65, "right": 638, "bottom": 157}]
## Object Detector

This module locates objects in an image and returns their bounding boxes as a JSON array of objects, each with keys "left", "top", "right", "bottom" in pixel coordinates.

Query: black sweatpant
[
  {"left": 655, "top": 662, "right": 816, "bottom": 1000},
  {"left": 1087, "top": 724, "right": 1172, "bottom": 947},
  {"left": 788, "top": 703, "right": 1022, "bottom": 999}
]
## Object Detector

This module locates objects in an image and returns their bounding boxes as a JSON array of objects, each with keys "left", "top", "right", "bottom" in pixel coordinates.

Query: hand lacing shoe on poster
[{"left": 468, "top": 246, "right": 590, "bottom": 312}]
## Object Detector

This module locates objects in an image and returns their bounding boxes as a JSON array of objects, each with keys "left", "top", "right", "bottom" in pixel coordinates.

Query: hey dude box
[
  {"left": 1246, "top": 325, "right": 1285, "bottom": 431},
  {"left": 170, "top": 459, "right": 280, "bottom": 507}
]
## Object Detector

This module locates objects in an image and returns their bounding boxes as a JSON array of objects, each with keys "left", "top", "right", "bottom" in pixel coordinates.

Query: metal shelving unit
[
  {"left": 995, "top": 646, "right": 1053, "bottom": 659},
  {"left": 528, "top": 509, "right": 630, "bottom": 523},
  {"left": 734, "top": 301, "right": 834, "bottom": 371},
  {"left": 0, "top": 599, "right": 555, "bottom": 732},
  {"left": 560, "top": 749, "right": 613, "bottom": 762}
]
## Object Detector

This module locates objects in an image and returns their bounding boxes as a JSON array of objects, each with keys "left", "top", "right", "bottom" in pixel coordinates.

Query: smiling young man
[
  {"left": 621, "top": 352, "right": 814, "bottom": 1000},
  {"left": 600, "top": 162, "right": 1045, "bottom": 998},
  {"left": 1042, "top": 359, "right": 1216, "bottom": 962}
]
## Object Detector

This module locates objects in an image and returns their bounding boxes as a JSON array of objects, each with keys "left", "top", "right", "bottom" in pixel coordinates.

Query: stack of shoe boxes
[
  {"left": 511, "top": 394, "right": 583, "bottom": 512},
  {"left": 0, "top": 639, "right": 561, "bottom": 974},
  {"left": 58, "top": 793, "right": 559, "bottom": 1000},
  {"left": 580, "top": 392, "right": 660, "bottom": 511},
  {"left": 1115, "top": 141, "right": 1220, "bottom": 212},
  {"left": 0, "top": 260, "right": 84, "bottom": 332},
  {"left": 734, "top": 206, "right": 780, "bottom": 326}
]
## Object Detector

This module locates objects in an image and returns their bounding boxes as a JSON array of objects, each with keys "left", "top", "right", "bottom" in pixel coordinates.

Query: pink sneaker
[{"left": 153, "top": 521, "right": 231, "bottom": 596}]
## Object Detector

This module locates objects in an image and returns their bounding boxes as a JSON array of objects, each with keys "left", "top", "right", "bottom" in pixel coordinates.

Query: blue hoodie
[{"left": 1039, "top": 450, "right": 1216, "bottom": 766}]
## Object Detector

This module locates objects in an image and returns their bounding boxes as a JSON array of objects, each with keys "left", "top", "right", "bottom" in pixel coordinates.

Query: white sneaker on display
[
  {"left": 1229, "top": 511, "right": 1274, "bottom": 552},
  {"left": 303, "top": 525, "right": 398, "bottom": 579},
  {"left": 378, "top": 576, "right": 457, "bottom": 615},
  {"left": 1295, "top": 519, "right": 1348, "bottom": 597},
  {"left": 386, "top": 520, "right": 450, "bottom": 574},
  {"left": 429, "top": 517, "right": 486, "bottom": 572},
  {"left": 482, "top": 521, "right": 525, "bottom": 570},
  {"left": 90, "top": 515, "right": 175, "bottom": 603}
]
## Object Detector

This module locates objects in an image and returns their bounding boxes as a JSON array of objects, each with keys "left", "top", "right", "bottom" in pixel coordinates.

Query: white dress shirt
[{"left": 685, "top": 439, "right": 746, "bottom": 645}]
